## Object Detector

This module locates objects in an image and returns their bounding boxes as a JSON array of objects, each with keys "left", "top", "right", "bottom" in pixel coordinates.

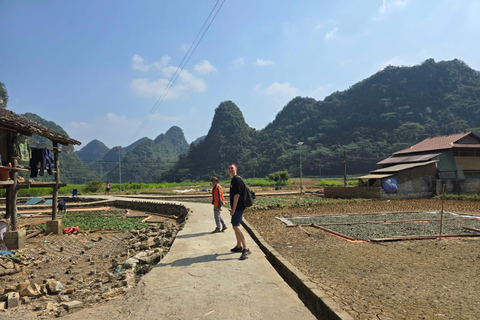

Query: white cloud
[
  {"left": 379, "top": 56, "right": 405, "bottom": 69},
  {"left": 194, "top": 60, "right": 217, "bottom": 75},
  {"left": 376, "top": 0, "right": 408, "bottom": 18},
  {"left": 254, "top": 58, "right": 274, "bottom": 67},
  {"left": 131, "top": 54, "right": 171, "bottom": 72},
  {"left": 325, "top": 27, "right": 338, "bottom": 40},
  {"left": 232, "top": 57, "right": 245, "bottom": 67},
  {"left": 253, "top": 83, "right": 262, "bottom": 91},
  {"left": 264, "top": 82, "right": 298, "bottom": 98},
  {"left": 130, "top": 55, "right": 207, "bottom": 100},
  {"left": 181, "top": 43, "right": 191, "bottom": 53},
  {"left": 130, "top": 68, "right": 206, "bottom": 100}
]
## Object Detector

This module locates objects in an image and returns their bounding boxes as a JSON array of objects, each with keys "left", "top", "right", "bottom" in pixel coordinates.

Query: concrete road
[{"left": 64, "top": 200, "right": 317, "bottom": 320}]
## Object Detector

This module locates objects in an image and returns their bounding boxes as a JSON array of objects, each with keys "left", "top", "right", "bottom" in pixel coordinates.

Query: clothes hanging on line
[
  {"left": 13, "top": 135, "right": 30, "bottom": 161},
  {"left": 29, "top": 148, "right": 54, "bottom": 177}
]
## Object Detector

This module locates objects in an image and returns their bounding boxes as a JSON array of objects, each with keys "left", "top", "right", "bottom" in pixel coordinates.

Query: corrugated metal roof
[
  {"left": 394, "top": 132, "right": 478, "bottom": 155},
  {"left": 0, "top": 108, "right": 81, "bottom": 146},
  {"left": 371, "top": 160, "right": 437, "bottom": 173},
  {"left": 377, "top": 152, "right": 441, "bottom": 165},
  {"left": 452, "top": 143, "right": 480, "bottom": 149},
  {"left": 358, "top": 174, "right": 393, "bottom": 179}
]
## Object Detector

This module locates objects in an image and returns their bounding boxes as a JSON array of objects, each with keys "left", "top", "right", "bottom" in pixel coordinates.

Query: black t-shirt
[{"left": 230, "top": 175, "right": 246, "bottom": 211}]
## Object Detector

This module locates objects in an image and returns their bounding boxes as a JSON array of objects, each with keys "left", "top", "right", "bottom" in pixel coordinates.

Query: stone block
[
  {"left": 62, "top": 300, "right": 83, "bottom": 311},
  {"left": 7, "top": 292, "right": 19, "bottom": 308},
  {"left": 46, "top": 220, "right": 63, "bottom": 235},
  {"left": 3, "top": 229, "right": 26, "bottom": 250}
]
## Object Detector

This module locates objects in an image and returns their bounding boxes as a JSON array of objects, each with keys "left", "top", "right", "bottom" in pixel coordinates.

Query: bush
[
  {"left": 84, "top": 180, "right": 104, "bottom": 193},
  {"left": 267, "top": 171, "right": 291, "bottom": 184}
]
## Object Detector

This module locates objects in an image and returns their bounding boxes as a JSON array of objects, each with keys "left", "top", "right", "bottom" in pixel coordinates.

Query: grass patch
[{"left": 26, "top": 216, "right": 160, "bottom": 231}]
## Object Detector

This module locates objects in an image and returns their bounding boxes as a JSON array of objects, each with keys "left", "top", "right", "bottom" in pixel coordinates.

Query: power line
[{"left": 128, "top": 0, "right": 226, "bottom": 144}]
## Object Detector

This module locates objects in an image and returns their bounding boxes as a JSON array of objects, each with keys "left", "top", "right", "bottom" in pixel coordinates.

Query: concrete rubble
[{"left": 0, "top": 220, "right": 184, "bottom": 318}]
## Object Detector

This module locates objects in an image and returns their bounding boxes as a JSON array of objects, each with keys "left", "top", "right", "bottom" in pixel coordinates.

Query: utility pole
[
  {"left": 298, "top": 142, "right": 304, "bottom": 191},
  {"left": 115, "top": 146, "right": 122, "bottom": 192},
  {"left": 343, "top": 151, "right": 347, "bottom": 187}
]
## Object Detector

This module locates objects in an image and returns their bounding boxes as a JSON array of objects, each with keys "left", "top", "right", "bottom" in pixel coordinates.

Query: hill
[
  {"left": 75, "top": 139, "right": 109, "bottom": 164},
  {"left": 162, "top": 59, "right": 480, "bottom": 181},
  {"left": 19, "top": 113, "right": 98, "bottom": 184},
  {"left": 101, "top": 126, "right": 189, "bottom": 183}
]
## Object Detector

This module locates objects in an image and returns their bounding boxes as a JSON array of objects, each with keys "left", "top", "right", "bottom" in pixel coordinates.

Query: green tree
[{"left": 0, "top": 82, "right": 8, "bottom": 108}]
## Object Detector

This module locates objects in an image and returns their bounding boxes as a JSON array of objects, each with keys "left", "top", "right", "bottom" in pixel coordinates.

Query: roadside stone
[
  {"left": 61, "top": 300, "right": 83, "bottom": 311},
  {"left": 61, "top": 288, "right": 76, "bottom": 295},
  {"left": 123, "top": 258, "right": 138, "bottom": 269},
  {"left": 34, "top": 304, "right": 46, "bottom": 311},
  {"left": 56, "top": 308, "right": 68, "bottom": 317},
  {"left": 19, "top": 283, "right": 41, "bottom": 297},
  {"left": 133, "top": 251, "right": 148, "bottom": 259},
  {"left": 4, "top": 284, "right": 16, "bottom": 293},
  {"left": 7, "top": 292, "right": 20, "bottom": 308},
  {"left": 45, "top": 279, "right": 64, "bottom": 294},
  {"left": 57, "top": 294, "right": 69, "bottom": 302},
  {"left": 122, "top": 270, "right": 135, "bottom": 287},
  {"left": 0, "top": 301, "right": 6, "bottom": 310},
  {"left": 21, "top": 296, "right": 31, "bottom": 304}
]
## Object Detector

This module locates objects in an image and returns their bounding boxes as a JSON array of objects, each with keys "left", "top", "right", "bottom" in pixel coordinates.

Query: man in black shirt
[{"left": 228, "top": 163, "right": 251, "bottom": 260}]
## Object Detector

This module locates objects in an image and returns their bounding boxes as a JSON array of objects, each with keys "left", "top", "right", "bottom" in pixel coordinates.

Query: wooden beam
[{"left": 370, "top": 234, "right": 480, "bottom": 242}]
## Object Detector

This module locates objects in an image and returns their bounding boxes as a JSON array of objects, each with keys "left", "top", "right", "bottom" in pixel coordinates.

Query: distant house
[
  {"left": 327, "top": 132, "right": 480, "bottom": 199},
  {"left": 365, "top": 132, "right": 480, "bottom": 196}
]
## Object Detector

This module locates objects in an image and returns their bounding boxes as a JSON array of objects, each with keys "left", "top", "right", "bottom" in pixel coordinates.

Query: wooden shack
[{"left": 0, "top": 108, "right": 81, "bottom": 249}]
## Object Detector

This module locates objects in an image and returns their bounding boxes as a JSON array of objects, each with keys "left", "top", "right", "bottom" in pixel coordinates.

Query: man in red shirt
[{"left": 211, "top": 177, "right": 227, "bottom": 233}]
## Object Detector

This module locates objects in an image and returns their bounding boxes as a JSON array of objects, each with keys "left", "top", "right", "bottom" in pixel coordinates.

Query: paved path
[{"left": 64, "top": 199, "right": 317, "bottom": 320}]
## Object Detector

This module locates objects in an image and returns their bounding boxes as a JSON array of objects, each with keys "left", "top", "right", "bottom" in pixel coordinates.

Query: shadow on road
[
  {"left": 176, "top": 231, "right": 211, "bottom": 239},
  {"left": 156, "top": 252, "right": 236, "bottom": 267}
]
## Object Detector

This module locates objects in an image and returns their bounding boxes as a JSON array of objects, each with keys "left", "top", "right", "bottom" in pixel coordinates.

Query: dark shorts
[
  {"left": 231, "top": 210, "right": 244, "bottom": 227},
  {"left": 106, "top": 188, "right": 110, "bottom": 191}
]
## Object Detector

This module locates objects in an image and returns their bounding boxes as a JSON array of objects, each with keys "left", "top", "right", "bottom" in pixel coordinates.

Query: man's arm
[{"left": 230, "top": 194, "right": 240, "bottom": 216}]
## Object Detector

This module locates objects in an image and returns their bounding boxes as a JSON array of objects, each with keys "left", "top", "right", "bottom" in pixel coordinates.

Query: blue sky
[{"left": 2, "top": 0, "right": 480, "bottom": 150}]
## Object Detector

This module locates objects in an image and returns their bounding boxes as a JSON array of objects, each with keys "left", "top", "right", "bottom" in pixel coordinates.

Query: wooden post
[
  {"left": 8, "top": 132, "right": 17, "bottom": 230},
  {"left": 52, "top": 141, "right": 59, "bottom": 220},
  {"left": 439, "top": 183, "right": 446, "bottom": 238}
]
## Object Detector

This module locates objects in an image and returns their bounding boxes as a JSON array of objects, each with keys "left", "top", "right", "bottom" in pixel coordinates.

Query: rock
[
  {"left": 133, "top": 252, "right": 148, "bottom": 260},
  {"left": 61, "top": 288, "right": 76, "bottom": 295},
  {"left": 57, "top": 294, "right": 69, "bottom": 302},
  {"left": 122, "top": 270, "right": 135, "bottom": 287},
  {"left": 19, "top": 283, "right": 41, "bottom": 297},
  {"left": 45, "top": 279, "right": 64, "bottom": 294},
  {"left": 123, "top": 258, "right": 138, "bottom": 269},
  {"left": 61, "top": 300, "right": 83, "bottom": 311},
  {"left": 7, "top": 292, "right": 19, "bottom": 308},
  {"left": 16, "top": 280, "right": 30, "bottom": 292},
  {"left": 34, "top": 304, "right": 46, "bottom": 311},
  {"left": 56, "top": 308, "right": 68, "bottom": 317},
  {"left": 21, "top": 296, "right": 31, "bottom": 304},
  {"left": 0, "top": 301, "right": 6, "bottom": 310},
  {"left": 4, "top": 284, "right": 16, "bottom": 294}
]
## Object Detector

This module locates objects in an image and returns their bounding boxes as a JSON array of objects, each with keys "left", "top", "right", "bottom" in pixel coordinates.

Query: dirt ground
[
  {"left": 244, "top": 198, "right": 480, "bottom": 320},
  {"left": 3, "top": 198, "right": 480, "bottom": 319},
  {"left": 0, "top": 207, "right": 181, "bottom": 319}
]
